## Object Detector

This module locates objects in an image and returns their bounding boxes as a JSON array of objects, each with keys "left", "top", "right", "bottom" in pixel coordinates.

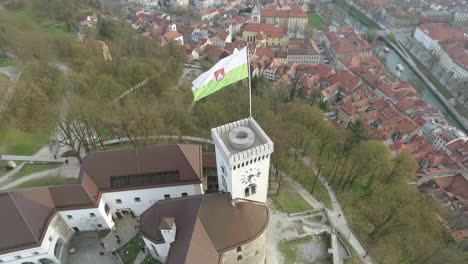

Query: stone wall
[{"left": 220, "top": 232, "right": 266, "bottom": 264}]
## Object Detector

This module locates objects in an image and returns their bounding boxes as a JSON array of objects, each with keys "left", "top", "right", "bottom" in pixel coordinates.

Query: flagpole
[{"left": 247, "top": 46, "right": 252, "bottom": 117}]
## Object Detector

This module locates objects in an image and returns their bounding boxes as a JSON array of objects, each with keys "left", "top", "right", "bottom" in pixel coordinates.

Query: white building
[
  {"left": 0, "top": 145, "right": 205, "bottom": 264},
  {"left": 140, "top": 117, "right": 273, "bottom": 263},
  {"left": 453, "top": 9, "right": 468, "bottom": 27},
  {"left": 211, "top": 118, "right": 274, "bottom": 203},
  {"left": 420, "top": 120, "right": 467, "bottom": 155},
  {"left": 287, "top": 48, "right": 321, "bottom": 65},
  {"left": 439, "top": 41, "right": 468, "bottom": 79},
  {"left": 413, "top": 25, "right": 442, "bottom": 53}
]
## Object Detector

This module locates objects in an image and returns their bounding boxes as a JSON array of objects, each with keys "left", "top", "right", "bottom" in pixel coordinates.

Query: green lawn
[
  {"left": 279, "top": 236, "right": 313, "bottom": 264},
  {"left": 15, "top": 176, "right": 77, "bottom": 189},
  {"left": 0, "top": 61, "right": 15, "bottom": 68},
  {"left": 142, "top": 255, "right": 160, "bottom": 264},
  {"left": 271, "top": 184, "right": 312, "bottom": 214},
  {"left": 13, "top": 163, "right": 60, "bottom": 180},
  {"left": 0, "top": 73, "right": 10, "bottom": 83},
  {"left": 296, "top": 171, "right": 333, "bottom": 209},
  {"left": 117, "top": 235, "right": 146, "bottom": 264},
  {"left": 279, "top": 235, "right": 332, "bottom": 264},
  {"left": 0, "top": 121, "right": 55, "bottom": 155},
  {"left": 308, "top": 13, "right": 327, "bottom": 29}
]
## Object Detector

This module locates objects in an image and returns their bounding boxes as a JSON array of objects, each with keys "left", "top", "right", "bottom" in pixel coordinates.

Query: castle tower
[
  {"left": 211, "top": 117, "right": 274, "bottom": 203},
  {"left": 251, "top": 0, "right": 261, "bottom": 23}
]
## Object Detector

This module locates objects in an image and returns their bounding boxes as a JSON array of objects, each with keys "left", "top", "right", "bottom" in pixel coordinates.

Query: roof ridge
[
  {"left": 190, "top": 195, "right": 218, "bottom": 256},
  {"left": 8, "top": 191, "right": 40, "bottom": 243},
  {"left": 177, "top": 144, "right": 202, "bottom": 179},
  {"left": 136, "top": 148, "right": 141, "bottom": 176},
  {"left": 172, "top": 195, "right": 207, "bottom": 263}
]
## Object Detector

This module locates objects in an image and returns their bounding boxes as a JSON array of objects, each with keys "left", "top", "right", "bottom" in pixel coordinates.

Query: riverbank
[
  {"left": 336, "top": 0, "right": 382, "bottom": 30},
  {"left": 380, "top": 37, "right": 468, "bottom": 132}
]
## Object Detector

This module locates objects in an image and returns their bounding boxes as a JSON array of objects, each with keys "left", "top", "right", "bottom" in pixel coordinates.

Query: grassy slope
[
  {"left": 271, "top": 184, "right": 312, "bottom": 214},
  {"left": 0, "top": 2, "right": 67, "bottom": 155},
  {"left": 15, "top": 176, "right": 77, "bottom": 188},
  {"left": 13, "top": 163, "right": 60, "bottom": 180},
  {"left": 0, "top": 73, "right": 10, "bottom": 83},
  {"left": 297, "top": 172, "right": 333, "bottom": 209},
  {"left": 0, "top": 121, "right": 55, "bottom": 155},
  {"left": 0, "top": 61, "right": 15, "bottom": 68}
]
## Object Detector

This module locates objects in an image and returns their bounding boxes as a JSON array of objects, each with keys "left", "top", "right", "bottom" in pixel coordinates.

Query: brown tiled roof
[
  {"left": 140, "top": 193, "right": 269, "bottom": 264},
  {"left": 49, "top": 185, "right": 96, "bottom": 209},
  {"left": 0, "top": 184, "right": 94, "bottom": 255},
  {"left": 80, "top": 145, "right": 202, "bottom": 191}
]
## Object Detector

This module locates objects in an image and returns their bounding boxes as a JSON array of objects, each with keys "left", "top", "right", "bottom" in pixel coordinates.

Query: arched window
[
  {"left": 250, "top": 184, "right": 257, "bottom": 195},
  {"left": 237, "top": 246, "right": 242, "bottom": 252},
  {"left": 237, "top": 255, "right": 243, "bottom": 261},
  {"left": 244, "top": 187, "right": 250, "bottom": 197}
]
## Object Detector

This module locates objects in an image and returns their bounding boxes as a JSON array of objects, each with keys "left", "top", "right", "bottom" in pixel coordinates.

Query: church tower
[
  {"left": 251, "top": 0, "right": 261, "bottom": 23},
  {"left": 212, "top": 117, "right": 274, "bottom": 203}
]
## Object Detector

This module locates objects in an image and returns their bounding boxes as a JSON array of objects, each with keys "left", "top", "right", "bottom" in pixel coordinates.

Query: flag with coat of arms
[{"left": 191, "top": 47, "right": 248, "bottom": 101}]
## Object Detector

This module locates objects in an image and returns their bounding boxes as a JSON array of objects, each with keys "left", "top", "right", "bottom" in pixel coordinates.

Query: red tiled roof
[
  {"left": 261, "top": 5, "right": 307, "bottom": 19},
  {"left": 244, "top": 23, "right": 288, "bottom": 38},
  {"left": 165, "top": 31, "right": 182, "bottom": 40},
  {"left": 200, "top": 8, "right": 218, "bottom": 16},
  {"left": 325, "top": 70, "right": 360, "bottom": 92},
  {"left": 418, "top": 23, "right": 467, "bottom": 42},
  {"left": 442, "top": 41, "right": 468, "bottom": 71},
  {"left": 255, "top": 47, "right": 276, "bottom": 59},
  {"left": 325, "top": 27, "right": 371, "bottom": 54}
]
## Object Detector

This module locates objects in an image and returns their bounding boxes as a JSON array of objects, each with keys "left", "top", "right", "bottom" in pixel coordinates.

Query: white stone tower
[
  {"left": 211, "top": 117, "right": 274, "bottom": 203},
  {"left": 251, "top": 0, "right": 261, "bottom": 23}
]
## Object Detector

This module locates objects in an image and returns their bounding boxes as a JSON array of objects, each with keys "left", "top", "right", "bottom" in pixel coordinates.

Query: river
[{"left": 325, "top": 2, "right": 462, "bottom": 128}]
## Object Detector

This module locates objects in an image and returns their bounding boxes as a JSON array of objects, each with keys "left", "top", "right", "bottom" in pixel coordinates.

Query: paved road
[
  {"left": 0, "top": 161, "right": 80, "bottom": 190},
  {"left": 0, "top": 66, "right": 23, "bottom": 120},
  {"left": 0, "top": 155, "right": 67, "bottom": 163}
]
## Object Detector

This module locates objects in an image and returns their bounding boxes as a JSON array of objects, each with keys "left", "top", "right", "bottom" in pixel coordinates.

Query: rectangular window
[
  {"left": 115, "top": 199, "right": 122, "bottom": 204},
  {"left": 164, "top": 194, "right": 171, "bottom": 199},
  {"left": 33, "top": 252, "right": 39, "bottom": 255},
  {"left": 134, "top": 197, "right": 141, "bottom": 202},
  {"left": 110, "top": 171, "right": 180, "bottom": 188},
  {"left": 66, "top": 215, "right": 73, "bottom": 219},
  {"left": 181, "top": 192, "right": 188, "bottom": 197},
  {"left": 97, "top": 224, "right": 103, "bottom": 228},
  {"left": 105, "top": 204, "right": 110, "bottom": 215},
  {"left": 90, "top": 213, "right": 96, "bottom": 217},
  {"left": 49, "top": 236, "right": 53, "bottom": 242}
]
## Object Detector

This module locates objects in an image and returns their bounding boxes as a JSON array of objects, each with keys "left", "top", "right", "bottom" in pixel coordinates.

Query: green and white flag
[{"left": 192, "top": 47, "right": 248, "bottom": 101}]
